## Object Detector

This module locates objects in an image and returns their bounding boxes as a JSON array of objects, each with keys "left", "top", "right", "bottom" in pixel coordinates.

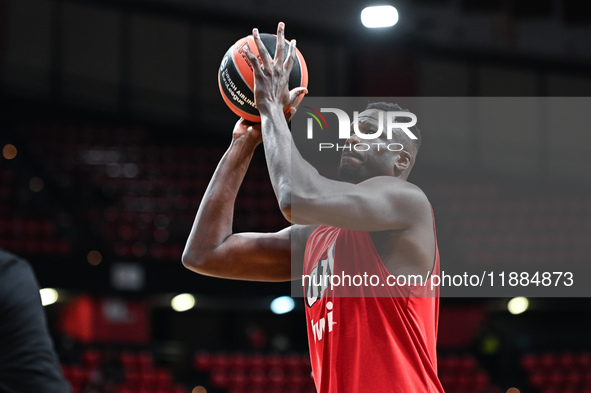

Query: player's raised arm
[
  {"left": 245, "top": 22, "right": 430, "bottom": 232},
  {"left": 181, "top": 119, "right": 310, "bottom": 282}
]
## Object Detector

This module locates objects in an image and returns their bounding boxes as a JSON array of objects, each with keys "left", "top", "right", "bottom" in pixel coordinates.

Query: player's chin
[{"left": 337, "top": 163, "right": 363, "bottom": 184}]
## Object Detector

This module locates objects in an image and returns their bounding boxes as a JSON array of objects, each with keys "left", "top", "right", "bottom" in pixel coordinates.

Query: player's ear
[{"left": 393, "top": 150, "right": 411, "bottom": 174}]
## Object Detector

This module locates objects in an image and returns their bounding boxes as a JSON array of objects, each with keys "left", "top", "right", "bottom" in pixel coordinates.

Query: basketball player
[{"left": 183, "top": 22, "right": 444, "bottom": 393}]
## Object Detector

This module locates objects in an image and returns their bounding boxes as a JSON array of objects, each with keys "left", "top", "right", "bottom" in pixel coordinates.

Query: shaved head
[{"left": 365, "top": 102, "right": 422, "bottom": 156}]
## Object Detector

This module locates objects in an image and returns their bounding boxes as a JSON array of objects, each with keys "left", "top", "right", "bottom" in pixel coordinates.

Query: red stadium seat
[
  {"left": 210, "top": 369, "right": 228, "bottom": 388},
  {"left": 193, "top": 351, "right": 211, "bottom": 371},
  {"left": 154, "top": 369, "right": 172, "bottom": 389},
  {"left": 521, "top": 353, "right": 537, "bottom": 371},
  {"left": 136, "top": 352, "right": 153, "bottom": 371},
  {"left": 82, "top": 349, "right": 102, "bottom": 369},
  {"left": 540, "top": 353, "right": 558, "bottom": 371},
  {"left": 578, "top": 353, "right": 591, "bottom": 371}
]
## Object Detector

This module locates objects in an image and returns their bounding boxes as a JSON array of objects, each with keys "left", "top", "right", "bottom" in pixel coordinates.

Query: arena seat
[
  {"left": 62, "top": 348, "right": 187, "bottom": 393},
  {"left": 437, "top": 354, "right": 498, "bottom": 393},
  {"left": 522, "top": 351, "right": 591, "bottom": 392},
  {"left": 192, "top": 351, "right": 315, "bottom": 393}
]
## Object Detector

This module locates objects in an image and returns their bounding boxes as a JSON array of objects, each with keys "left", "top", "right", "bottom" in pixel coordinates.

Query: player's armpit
[
  {"left": 182, "top": 225, "right": 315, "bottom": 282},
  {"left": 288, "top": 176, "right": 430, "bottom": 232}
]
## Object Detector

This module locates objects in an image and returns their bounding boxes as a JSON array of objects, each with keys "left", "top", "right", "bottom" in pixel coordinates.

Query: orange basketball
[{"left": 218, "top": 33, "right": 308, "bottom": 122}]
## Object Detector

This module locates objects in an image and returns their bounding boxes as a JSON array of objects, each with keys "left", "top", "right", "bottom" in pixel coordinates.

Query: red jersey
[{"left": 303, "top": 215, "right": 444, "bottom": 393}]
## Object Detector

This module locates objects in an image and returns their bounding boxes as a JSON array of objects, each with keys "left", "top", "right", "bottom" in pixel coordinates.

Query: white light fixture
[
  {"left": 361, "top": 5, "right": 399, "bottom": 28},
  {"left": 40, "top": 288, "right": 59, "bottom": 306},
  {"left": 171, "top": 293, "right": 195, "bottom": 312},
  {"left": 270, "top": 296, "right": 295, "bottom": 315},
  {"left": 508, "top": 297, "right": 529, "bottom": 315}
]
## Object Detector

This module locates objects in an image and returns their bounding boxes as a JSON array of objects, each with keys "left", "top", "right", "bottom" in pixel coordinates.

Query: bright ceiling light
[
  {"left": 40, "top": 288, "right": 59, "bottom": 306},
  {"left": 508, "top": 297, "right": 529, "bottom": 315},
  {"left": 361, "top": 5, "right": 399, "bottom": 28},
  {"left": 171, "top": 293, "right": 195, "bottom": 312},
  {"left": 270, "top": 296, "right": 295, "bottom": 315}
]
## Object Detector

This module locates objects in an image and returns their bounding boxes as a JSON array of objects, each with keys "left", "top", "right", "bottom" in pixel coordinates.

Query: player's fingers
[
  {"left": 284, "top": 107, "right": 296, "bottom": 123},
  {"left": 252, "top": 28, "right": 272, "bottom": 71},
  {"left": 243, "top": 44, "right": 263, "bottom": 77},
  {"left": 247, "top": 122, "right": 262, "bottom": 132},
  {"left": 290, "top": 87, "right": 308, "bottom": 108},
  {"left": 283, "top": 38, "right": 293, "bottom": 68},
  {"left": 289, "top": 87, "right": 308, "bottom": 99},
  {"left": 283, "top": 40, "right": 297, "bottom": 74},
  {"left": 275, "top": 22, "right": 285, "bottom": 64}
]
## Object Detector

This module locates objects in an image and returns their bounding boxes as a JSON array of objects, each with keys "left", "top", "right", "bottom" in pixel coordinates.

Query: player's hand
[
  {"left": 244, "top": 22, "right": 303, "bottom": 114},
  {"left": 232, "top": 118, "right": 262, "bottom": 145},
  {"left": 231, "top": 87, "right": 303, "bottom": 146}
]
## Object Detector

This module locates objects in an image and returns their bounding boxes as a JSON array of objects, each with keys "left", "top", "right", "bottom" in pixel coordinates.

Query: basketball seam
[{"left": 222, "top": 48, "right": 258, "bottom": 116}]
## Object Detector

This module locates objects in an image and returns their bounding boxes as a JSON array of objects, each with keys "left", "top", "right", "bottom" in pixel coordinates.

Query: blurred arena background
[{"left": 1, "top": 1, "right": 591, "bottom": 392}]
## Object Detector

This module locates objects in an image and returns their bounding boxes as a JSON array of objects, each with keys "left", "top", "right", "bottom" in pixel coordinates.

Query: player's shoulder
[
  {"left": 0, "top": 248, "right": 28, "bottom": 267},
  {"left": 362, "top": 176, "right": 430, "bottom": 207}
]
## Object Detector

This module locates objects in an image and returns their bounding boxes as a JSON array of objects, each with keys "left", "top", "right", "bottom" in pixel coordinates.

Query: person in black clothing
[{"left": 0, "top": 248, "right": 71, "bottom": 393}]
